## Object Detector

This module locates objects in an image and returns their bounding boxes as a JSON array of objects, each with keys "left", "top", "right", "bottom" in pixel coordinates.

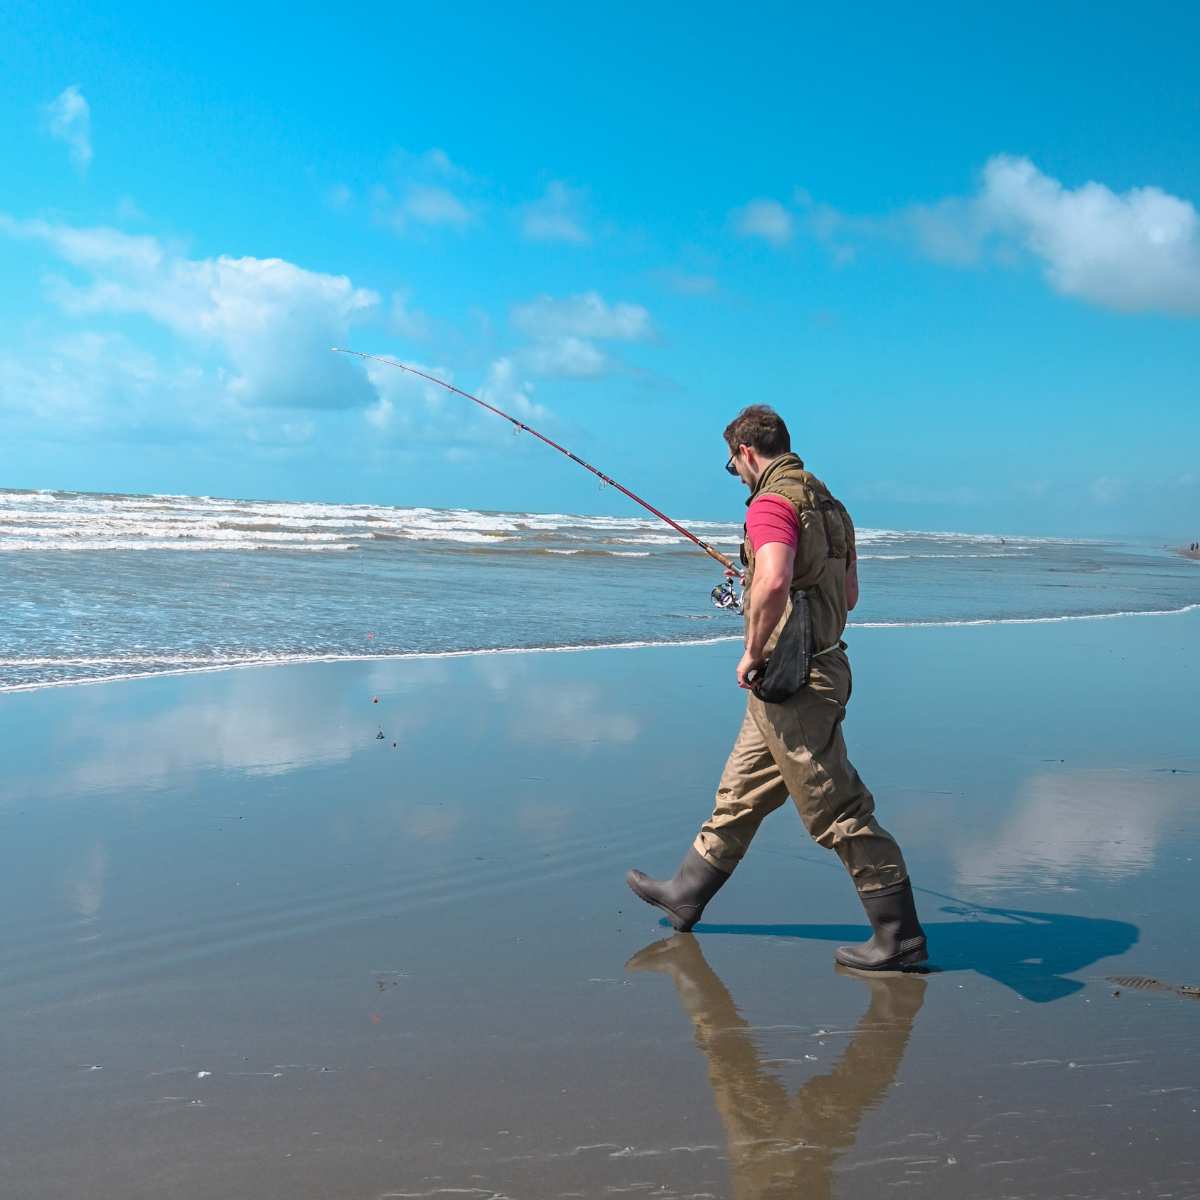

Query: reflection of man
[
  {"left": 627, "top": 406, "right": 926, "bottom": 969},
  {"left": 627, "top": 935, "right": 926, "bottom": 1200}
]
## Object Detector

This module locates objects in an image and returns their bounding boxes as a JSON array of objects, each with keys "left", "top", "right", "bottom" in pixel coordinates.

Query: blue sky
[{"left": 1, "top": 1, "right": 1197, "bottom": 537}]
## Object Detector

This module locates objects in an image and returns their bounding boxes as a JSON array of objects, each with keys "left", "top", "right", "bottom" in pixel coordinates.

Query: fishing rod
[{"left": 332, "top": 347, "right": 744, "bottom": 611}]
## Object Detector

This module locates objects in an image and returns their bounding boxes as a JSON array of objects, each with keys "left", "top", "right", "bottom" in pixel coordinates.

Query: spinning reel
[{"left": 710, "top": 577, "right": 744, "bottom": 614}]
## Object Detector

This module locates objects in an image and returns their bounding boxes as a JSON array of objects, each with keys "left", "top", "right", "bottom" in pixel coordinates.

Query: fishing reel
[{"left": 711, "top": 578, "right": 743, "bottom": 614}]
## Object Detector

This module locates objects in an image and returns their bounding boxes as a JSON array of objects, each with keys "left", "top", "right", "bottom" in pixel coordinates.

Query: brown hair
[{"left": 723, "top": 405, "right": 791, "bottom": 457}]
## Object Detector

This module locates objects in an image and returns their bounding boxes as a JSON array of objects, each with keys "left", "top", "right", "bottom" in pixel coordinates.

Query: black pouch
[{"left": 750, "top": 590, "right": 812, "bottom": 703}]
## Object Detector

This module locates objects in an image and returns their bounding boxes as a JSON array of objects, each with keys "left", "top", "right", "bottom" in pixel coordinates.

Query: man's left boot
[
  {"left": 835, "top": 879, "right": 928, "bottom": 971},
  {"left": 626, "top": 848, "right": 730, "bottom": 932}
]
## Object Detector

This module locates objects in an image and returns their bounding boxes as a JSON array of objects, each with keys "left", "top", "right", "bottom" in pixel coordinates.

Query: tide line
[
  {"left": 2, "top": 601, "right": 1197, "bottom": 695},
  {"left": 851, "top": 602, "right": 1200, "bottom": 629}
]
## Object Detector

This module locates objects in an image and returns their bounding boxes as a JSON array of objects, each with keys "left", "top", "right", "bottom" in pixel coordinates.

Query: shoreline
[{"left": 3, "top": 599, "right": 1199, "bottom": 696}]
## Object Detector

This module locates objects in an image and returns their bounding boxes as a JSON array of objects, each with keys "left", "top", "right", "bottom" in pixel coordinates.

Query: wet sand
[{"left": 2, "top": 611, "right": 1199, "bottom": 1199}]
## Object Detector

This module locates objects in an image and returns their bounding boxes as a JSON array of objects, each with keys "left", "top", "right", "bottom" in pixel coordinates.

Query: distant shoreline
[{"left": 1177, "top": 546, "right": 1200, "bottom": 561}]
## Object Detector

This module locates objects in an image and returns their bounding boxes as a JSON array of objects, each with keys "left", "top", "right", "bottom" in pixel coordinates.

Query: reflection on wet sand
[
  {"left": 627, "top": 934, "right": 925, "bottom": 1200},
  {"left": 955, "top": 767, "right": 1194, "bottom": 890}
]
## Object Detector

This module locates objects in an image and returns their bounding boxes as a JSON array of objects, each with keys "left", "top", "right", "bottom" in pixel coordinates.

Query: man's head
[{"left": 723, "top": 405, "right": 791, "bottom": 488}]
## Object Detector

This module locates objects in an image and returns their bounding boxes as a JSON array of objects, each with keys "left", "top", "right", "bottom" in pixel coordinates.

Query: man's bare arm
[{"left": 737, "top": 541, "right": 794, "bottom": 686}]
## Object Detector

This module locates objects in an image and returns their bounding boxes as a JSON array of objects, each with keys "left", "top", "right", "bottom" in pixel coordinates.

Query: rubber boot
[
  {"left": 626, "top": 848, "right": 730, "bottom": 932},
  {"left": 835, "top": 879, "right": 928, "bottom": 971}
]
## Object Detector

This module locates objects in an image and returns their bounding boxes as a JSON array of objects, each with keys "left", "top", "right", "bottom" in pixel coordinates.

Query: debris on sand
[{"left": 1107, "top": 975, "right": 1200, "bottom": 1001}]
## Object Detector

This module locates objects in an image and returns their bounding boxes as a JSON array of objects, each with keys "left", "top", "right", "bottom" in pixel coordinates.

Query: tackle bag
[{"left": 750, "top": 590, "right": 811, "bottom": 703}]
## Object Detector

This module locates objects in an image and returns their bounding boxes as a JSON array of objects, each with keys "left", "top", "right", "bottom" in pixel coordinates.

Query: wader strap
[{"left": 812, "top": 637, "right": 848, "bottom": 659}]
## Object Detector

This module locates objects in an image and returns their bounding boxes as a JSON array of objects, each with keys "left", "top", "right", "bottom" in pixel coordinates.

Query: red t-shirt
[{"left": 746, "top": 492, "right": 800, "bottom": 552}]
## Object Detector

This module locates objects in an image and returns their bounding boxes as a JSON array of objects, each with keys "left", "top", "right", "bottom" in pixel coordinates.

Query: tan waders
[
  {"left": 626, "top": 453, "right": 927, "bottom": 969},
  {"left": 693, "top": 648, "right": 905, "bottom": 891}
]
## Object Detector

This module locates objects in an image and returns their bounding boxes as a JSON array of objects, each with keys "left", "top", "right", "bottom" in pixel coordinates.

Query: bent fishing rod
[{"left": 332, "top": 347, "right": 744, "bottom": 611}]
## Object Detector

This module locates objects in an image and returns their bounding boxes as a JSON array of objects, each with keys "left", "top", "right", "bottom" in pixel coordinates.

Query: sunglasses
[{"left": 725, "top": 448, "right": 741, "bottom": 476}]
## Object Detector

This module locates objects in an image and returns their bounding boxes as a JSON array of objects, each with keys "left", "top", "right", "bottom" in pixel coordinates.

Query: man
[{"left": 626, "top": 405, "right": 927, "bottom": 970}]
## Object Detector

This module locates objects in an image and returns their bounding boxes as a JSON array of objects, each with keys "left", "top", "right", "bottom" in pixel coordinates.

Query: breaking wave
[{"left": 3, "top": 487, "right": 1195, "bottom": 691}]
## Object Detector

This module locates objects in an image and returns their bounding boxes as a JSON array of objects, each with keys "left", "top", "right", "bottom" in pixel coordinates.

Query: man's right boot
[
  {"left": 835, "top": 879, "right": 928, "bottom": 971},
  {"left": 626, "top": 848, "right": 730, "bottom": 932}
]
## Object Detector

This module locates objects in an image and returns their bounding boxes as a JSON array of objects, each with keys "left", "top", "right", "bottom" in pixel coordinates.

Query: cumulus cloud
[
  {"left": 803, "top": 156, "right": 1200, "bottom": 315},
  {"left": 509, "top": 291, "right": 652, "bottom": 379},
  {"left": 511, "top": 291, "right": 651, "bottom": 341},
  {"left": 731, "top": 198, "right": 794, "bottom": 246},
  {"left": 479, "top": 356, "right": 547, "bottom": 421},
  {"left": 520, "top": 181, "right": 590, "bottom": 244},
  {"left": 0, "top": 330, "right": 169, "bottom": 430},
  {"left": 970, "top": 155, "right": 1200, "bottom": 313},
  {"left": 361, "top": 356, "right": 451, "bottom": 433},
  {"left": 360, "top": 354, "right": 546, "bottom": 452},
  {"left": 0, "top": 214, "right": 380, "bottom": 409},
  {"left": 372, "top": 182, "right": 475, "bottom": 232},
  {"left": 370, "top": 147, "right": 478, "bottom": 234},
  {"left": 402, "top": 184, "right": 473, "bottom": 228},
  {"left": 522, "top": 335, "right": 609, "bottom": 377},
  {"left": 44, "top": 84, "right": 92, "bottom": 170}
]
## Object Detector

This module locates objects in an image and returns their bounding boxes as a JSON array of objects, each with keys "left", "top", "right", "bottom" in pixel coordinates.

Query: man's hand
[{"left": 736, "top": 649, "right": 764, "bottom": 690}]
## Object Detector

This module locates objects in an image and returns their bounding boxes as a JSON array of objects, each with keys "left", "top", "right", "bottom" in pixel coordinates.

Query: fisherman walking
[{"left": 627, "top": 405, "right": 927, "bottom": 970}]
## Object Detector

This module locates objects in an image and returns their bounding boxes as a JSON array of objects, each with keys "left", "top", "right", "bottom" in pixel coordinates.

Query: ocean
[{"left": 2, "top": 487, "right": 1196, "bottom": 691}]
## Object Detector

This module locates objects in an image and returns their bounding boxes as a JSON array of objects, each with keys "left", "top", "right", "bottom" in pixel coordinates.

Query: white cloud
[
  {"left": 361, "top": 356, "right": 451, "bottom": 433},
  {"left": 805, "top": 156, "right": 1200, "bottom": 315},
  {"left": 479, "top": 356, "right": 547, "bottom": 421},
  {"left": 904, "top": 196, "right": 987, "bottom": 266},
  {"left": 360, "top": 354, "right": 546, "bottom": 450},
  {"left": 413, "top": 146, "right": 470, "bottom": 180},
  {"left": 972, "top": 155, "right": 1200, "bottom": 313},
  {"left": 511, "top": 291, "right": 652, "bottom": 341},
  {"left": 368, "top": 148, "right": 478, "bottom": 234},
  {"left": 509, "top": 291, "right": 651, "bottom": 380},
  {"left": 520, "top": 180, "right": 590, "bottom": 244},
  {"left": 403, "top": 184, "right": 473, "bottom": 228},
  {"left": 44, "top": 85, "right": 92, "bottom": 171},
  {"left": 731, "top": 198, "right": 794, "bottom": 246},
  {"left": 522, "top": 335, "right": 609, "bottom": 377},
  {"left": 0, "top": 214, "right": 380, "bottom": 409},
  {"left": 372, "top": 183, "right": 475, "bottom": 233},
  {"left": 0, "top": 330, "right": 168, "bottom": 429}
]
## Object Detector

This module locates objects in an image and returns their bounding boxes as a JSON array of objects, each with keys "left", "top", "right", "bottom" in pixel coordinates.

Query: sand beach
[{"left": 2, "top": 610, "right": 1199, "bottom": 1198}]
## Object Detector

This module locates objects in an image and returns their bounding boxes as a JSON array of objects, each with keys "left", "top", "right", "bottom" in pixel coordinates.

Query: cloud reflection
[
  {"left": 955, "top": 767, "right": 1193, "bottom": 890},
  {"left": 65, "top": 840, "right": 108, "bottom": 920}
]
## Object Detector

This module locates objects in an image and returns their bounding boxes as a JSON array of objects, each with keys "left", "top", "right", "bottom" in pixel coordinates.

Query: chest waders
[{"left": 627, "top": 454, "right": 928, "bottom": 971}]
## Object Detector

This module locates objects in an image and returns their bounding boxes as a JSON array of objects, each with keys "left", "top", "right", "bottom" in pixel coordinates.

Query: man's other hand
[{"left": 736, "top": 649, "right": 764, "bottom": 689}]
